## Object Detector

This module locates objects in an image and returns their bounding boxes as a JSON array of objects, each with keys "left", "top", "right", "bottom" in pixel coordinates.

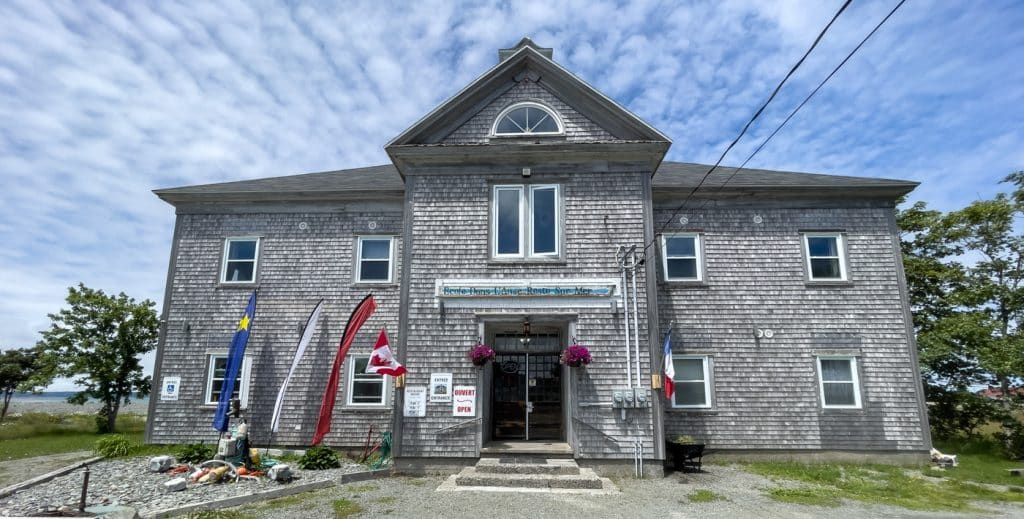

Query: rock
[{"left": 163, "top": 478, "right": 187, "bottom": 492}]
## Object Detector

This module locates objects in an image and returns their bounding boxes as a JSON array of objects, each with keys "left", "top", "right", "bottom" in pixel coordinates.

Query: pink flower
[
  {"left": 560, "top": 344, "right": 592, "bottom": 367},
  {"left": 468, "top": 343, "right": 496, "bottom": 366}
]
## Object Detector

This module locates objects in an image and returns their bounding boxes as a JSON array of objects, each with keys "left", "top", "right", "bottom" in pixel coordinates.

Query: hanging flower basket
[
  {"left": 560, "top": 344, "right": 592, "bottom": 368},
  {"left": 467, "top": 343, "right": 496, "bottom": 366}
]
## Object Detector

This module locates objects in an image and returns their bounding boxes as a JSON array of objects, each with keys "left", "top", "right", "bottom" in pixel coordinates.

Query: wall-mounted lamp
[
  {"left": 394, "top": 374, "right": 405, "bottom": 388},
  {"left": 651, "top": 374, "right": 662, "bottom": 390},
  {"left": 522, "top": 167, "right": 531, "bottom": 178}
]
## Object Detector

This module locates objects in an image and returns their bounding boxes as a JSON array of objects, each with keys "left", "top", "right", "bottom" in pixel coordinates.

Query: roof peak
[{"left": 498, "top": 37, "right": 553, "bottom": 62}]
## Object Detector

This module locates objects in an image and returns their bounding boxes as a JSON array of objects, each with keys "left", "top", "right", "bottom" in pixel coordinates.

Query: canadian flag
[{"left": 366, "top": 329, "right": 407, "bottom": 377}]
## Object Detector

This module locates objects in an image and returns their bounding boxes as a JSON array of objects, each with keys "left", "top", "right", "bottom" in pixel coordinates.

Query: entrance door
[{"left": 491, "top": 333, "right": 563, "bottom": 440}]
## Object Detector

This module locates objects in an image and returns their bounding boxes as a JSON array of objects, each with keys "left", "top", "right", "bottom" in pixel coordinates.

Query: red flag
[
  {"left": 312, "top": 294, "right": 377, "bottom": 445},
  {"left": 366, "top": 329, "right": 406, "bottom": 377}
]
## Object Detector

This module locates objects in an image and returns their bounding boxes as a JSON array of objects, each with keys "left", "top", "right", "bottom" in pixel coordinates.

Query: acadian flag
[
  {"left": 663, "top": 325, "right": 675, "bottom": 401},
  {"left": 312, "top": 294, "right": 377, "bottom": 445},
  {"left": 365, "top": 329, "right": 406, "bottom": 377},
  {"left": 213, "top": 291, "right": 257, "bottom": 432},
  {"left": 270, "top": 299, "right": 324, "bottom": 434}
]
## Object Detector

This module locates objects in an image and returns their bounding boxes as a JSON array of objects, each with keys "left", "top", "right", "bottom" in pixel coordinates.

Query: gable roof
[
  {"left": 153, "top": 164, "right": 404, "bottom": 204},
  {"left": 652, "top": 162, "right": 918, "bottom": 192},
  {"left": 386, "top": 39, "right": 671, "bottom": 146},
  {"left": 153, "top": 161, "right": 917, "bottom": 205}
]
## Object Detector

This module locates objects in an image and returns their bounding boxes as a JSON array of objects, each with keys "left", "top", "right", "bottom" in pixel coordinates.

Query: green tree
[
  {"left": 36, "top": 284, "right": 159, "bottom": 433},
  {"left": 898, "top": 172, "right": 1024, "bottom": 440},
  {"left": 0, "top": 347, "right": 43, "bottom": 422}
]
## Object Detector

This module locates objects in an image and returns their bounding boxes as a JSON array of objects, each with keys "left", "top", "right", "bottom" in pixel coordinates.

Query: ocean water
[{"left": 10, "top": 391, "right": 148, "bottom": 405}]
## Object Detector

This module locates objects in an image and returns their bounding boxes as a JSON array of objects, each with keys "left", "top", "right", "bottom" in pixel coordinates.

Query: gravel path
[
  {"left": 0, "top": 450, "right": 96, "bottom": 490},
  {"left": 0, "top": 456, "right": 366, "bottom": 518},
  {"left": 228, "top": 464, "right": 1024, "bottom": 519}
]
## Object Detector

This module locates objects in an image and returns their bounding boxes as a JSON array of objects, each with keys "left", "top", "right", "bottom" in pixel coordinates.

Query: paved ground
[{"left": 231, "top": 464, "right": 1024, "bottom": 519}]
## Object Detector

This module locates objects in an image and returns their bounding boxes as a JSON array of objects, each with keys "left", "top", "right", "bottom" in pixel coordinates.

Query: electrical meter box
[{"left": 612, "top": 388, "right": 651, "bottom": 408}]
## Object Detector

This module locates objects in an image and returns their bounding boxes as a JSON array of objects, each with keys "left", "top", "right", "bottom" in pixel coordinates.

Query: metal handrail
[
  {"left": 570, "top": 415, "right": 626, "bottom": 444},
  {"left": 435, "top": 416, "right": 483, "bottom": 434}
]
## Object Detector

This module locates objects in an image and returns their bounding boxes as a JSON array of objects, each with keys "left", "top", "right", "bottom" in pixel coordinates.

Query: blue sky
[{"left": 1, "top": 0, "right": 1022, "bottom": 389}]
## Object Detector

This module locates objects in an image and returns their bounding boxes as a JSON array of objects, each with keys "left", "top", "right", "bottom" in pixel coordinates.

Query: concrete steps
[{"left": 444, "top": 457, "right": 615, "bottom": 493}]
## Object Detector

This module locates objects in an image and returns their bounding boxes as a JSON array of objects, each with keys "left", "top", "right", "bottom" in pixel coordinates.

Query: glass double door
[{"left": 491, "top": 333, "right": 563, "bottom": 440}]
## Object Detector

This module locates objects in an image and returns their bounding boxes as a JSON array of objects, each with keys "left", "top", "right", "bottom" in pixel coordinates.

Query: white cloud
[{"left": 0, "top": 0, "right": 1021, "bottom": 391}]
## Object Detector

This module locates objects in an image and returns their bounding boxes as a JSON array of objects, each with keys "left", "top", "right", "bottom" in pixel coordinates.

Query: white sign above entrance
[{"left": 435, "top": 278, "right": 620, "bottom": 309}]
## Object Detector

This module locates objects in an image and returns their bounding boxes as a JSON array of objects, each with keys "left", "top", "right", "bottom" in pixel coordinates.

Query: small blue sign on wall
[{"left": 160, "top": 376, "right": 181, "bottom": 401}]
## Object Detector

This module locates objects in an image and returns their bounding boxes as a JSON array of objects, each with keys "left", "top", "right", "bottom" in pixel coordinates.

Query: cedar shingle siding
[{"left": 147, "top": 39, "right": 929, "bottom": 466}]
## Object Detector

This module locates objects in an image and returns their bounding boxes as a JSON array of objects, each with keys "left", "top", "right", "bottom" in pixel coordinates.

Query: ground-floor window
[
  {"left": 347, "top": 355, "right": 386, "bottom": 406},
  {"left": 204, "top": 354, "right": 252, "bottom": 407},
  {"left": 672, "top": 356, "right": 712, "bottom": 408},
  {"left": 816, "top": 356, "right": 862, "bottom": 408}
]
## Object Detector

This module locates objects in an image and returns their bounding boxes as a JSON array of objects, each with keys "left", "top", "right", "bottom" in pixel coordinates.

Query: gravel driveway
[{"left": 233, "top": 464, "right": 1024, "bottom": 519}]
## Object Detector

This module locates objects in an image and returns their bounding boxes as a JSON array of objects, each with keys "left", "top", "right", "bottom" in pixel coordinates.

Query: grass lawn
[
  {"left": 929, "top": 438, "right": 1024, "bottom": 487},
  {"left": 0, "top": 412, "right": 148, "bottom": 461},
  {"left": 747, "top": 443, "right": 1024, "bottom": 513}
]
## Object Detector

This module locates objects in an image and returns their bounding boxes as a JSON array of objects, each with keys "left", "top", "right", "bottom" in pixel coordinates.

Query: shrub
[
  {"left": 298, "top": 445, "right": 341, "bottom": 470},
  {"left": 95, "top": 434, "right": 135, "bottom": 457},
  {"left": 177, "top": 443, "right": 214, "bottom": 464},
  {"left": 995, "top": 419, "right": 1024, "bottom": 460}
]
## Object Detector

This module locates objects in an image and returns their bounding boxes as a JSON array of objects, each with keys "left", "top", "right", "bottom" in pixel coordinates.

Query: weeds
[
  {"left": 332, "top": 498, "right": 362, "bottom": 518},
  {"left": 688, "top": 489, "right": 725, "bottom": 503}
]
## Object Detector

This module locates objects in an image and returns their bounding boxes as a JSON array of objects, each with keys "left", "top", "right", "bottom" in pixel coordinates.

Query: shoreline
[{"left": 5, "top": 399, "right": 149, "bottom": 416}]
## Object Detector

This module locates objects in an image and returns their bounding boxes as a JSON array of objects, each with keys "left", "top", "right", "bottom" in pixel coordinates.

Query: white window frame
[
  {"left": 661, "top": 233, "right": 703, "bottom": 281},
  {"left": 346, "top": 354, "right": 387, "bottom": 406},
  {"left": 490, "top": 101, "right": 564, "bottom": 136},
  {"left": 204, "top": 354, "right": 253, "bottom": 408},
  {"left": 220, "top": 237, "right": 260, "bottom": 284},
  {"left": 355, "top": 236, "right": 395, "bottom": 283},
  {"left": 671, "top": 355, "right": 712, "bottom": 409},
  {"left": 492, "top": 184, "right": 560, "bottom": 259},
  {"left": 816, "top": 356, "right": 862, "bottom": 409},
  {"left": 803, "top": 232, "right": 847, "bottom": 281}
]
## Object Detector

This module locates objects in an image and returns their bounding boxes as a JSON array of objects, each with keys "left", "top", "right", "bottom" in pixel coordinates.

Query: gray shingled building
[{"left": 146, "top": 39, "right": 931, "bottom": 475}]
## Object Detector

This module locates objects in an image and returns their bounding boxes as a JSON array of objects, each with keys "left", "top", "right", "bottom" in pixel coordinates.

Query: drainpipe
[
  {"left": 618, "top": 246, "right": 632, "bottom": 388},
  {"left": 630, "top": 248, "right": 642, "bottom": 389}
]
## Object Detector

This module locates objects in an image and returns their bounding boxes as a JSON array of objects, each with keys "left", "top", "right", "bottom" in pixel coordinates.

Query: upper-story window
[
  {"left": 492, "top": 102, "right": 563, "bottom": 136},
  {"left": 661, "top": 234, "right": 702, "bottom": 281},
  {"left": 221, "top": 237, "right": 259, "bottom": 283},
  {"left": 804, "top": 232, "right": 847, "bottom": 281},
  {"left": 355, "top": 236, "right": 395, "bottom": 283},
  {"left": 493, "top": 184, "right": 560, "bottom": 259}
]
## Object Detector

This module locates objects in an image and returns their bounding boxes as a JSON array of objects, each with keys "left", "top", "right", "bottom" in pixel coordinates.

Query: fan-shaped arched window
[{"left": 492, "top": 102, "right": 563, "bottom": 136}]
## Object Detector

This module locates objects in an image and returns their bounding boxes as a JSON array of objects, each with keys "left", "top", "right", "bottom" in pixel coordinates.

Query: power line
[
  {"left": 650, "top": 0, "right": 853, "bottom": 251},
  {"left": 697, "top": 0, "right": 908, "bottom": 210}
]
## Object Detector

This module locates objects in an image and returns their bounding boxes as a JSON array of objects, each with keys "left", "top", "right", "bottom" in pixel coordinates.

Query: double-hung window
[
  {"left": 347, "top": 355, "right": 386, "bottom": 406},
  {"left": 221, "top": 237, "right": 259, "bottom": 283},
  {"left": 804, "top": 233, "right": 847, "bottom": 281},
  {"left": 355, "top": 236, "right": 394, "bottom": 283},
  {"left": 662, "top": 234, "right": 702, "bottom": 281},
  {"left": 492, "top": 184, "right": 559, "bottom": 258},
  {"left": 204, "top": 354, "right": 252, "bottom": 407},
  {"left": 672, "top": 356, "right": 712, "bottom": 408},
  {"left": 816, "top": 356, "right": 862, "bottom": 408}
]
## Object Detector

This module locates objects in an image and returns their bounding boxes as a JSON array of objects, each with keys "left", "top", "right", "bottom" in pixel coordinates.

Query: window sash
[
  {"left": 494, "top": 186, "right": 524, "bottom": 257},
  {"left": 817, "top": 357, "right": 861, "bottom": 408},
  {"left": 672, "top": 356, "right": 711, "bottom": 408},
  {"left": 804, "top": 234, "right": 846, "bottom": 280},
  {"left": 221, "top": 238, "right": 259, "bottom": 283},
  {"left": 492, "top": 102, "right": 563, "bottom": 135},
  {"left": 529, "top": 185, "right": 558, "bottom": 256},
  {"left": 205, "top": 354, "right": 251, "bottom": 407},
  {"left": 347, "top": 356, "right": 386, "bottom": 406},
  {"left": 356, "top": 237, "right": 394, "bottom": 283},
  {"left": 662, "top": 234, "right": 702, "bottom": 281},
  {"left": 493, "top": 185, "right": 560, "bottom": 259}
]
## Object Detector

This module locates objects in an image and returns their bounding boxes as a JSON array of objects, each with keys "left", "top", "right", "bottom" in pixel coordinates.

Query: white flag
[{"left": 270, "top": 299, "right": 324, "bottom": 433}]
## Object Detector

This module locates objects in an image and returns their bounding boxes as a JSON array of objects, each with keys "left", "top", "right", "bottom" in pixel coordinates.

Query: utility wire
[
  {"left": 649, "top": 0, "right": 854, "bottom": 251},
  {"left": 696, "top": 0, "right": 908, "bottom": 211}
]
